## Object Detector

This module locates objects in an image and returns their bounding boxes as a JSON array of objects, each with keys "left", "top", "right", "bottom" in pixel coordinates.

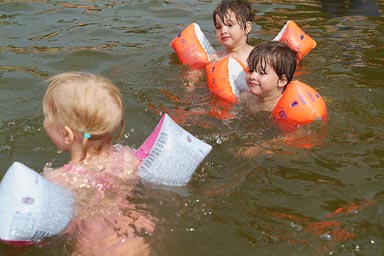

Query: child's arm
[
  {"left": 70, "top": 211, "right": 154, "bottom": 256},
  {"left": 236, "top": 142, "right": 276, "bottom": 158},
  {"left": 183, "top": 69, "right": 205, "bottom": 92}
]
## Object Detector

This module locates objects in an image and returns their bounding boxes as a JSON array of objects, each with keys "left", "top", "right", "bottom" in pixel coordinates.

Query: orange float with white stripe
[
  {"left": 272, "top": 80, "right": 327, "bottom": 124},
  {"left": 170, "top": 23, "right": 216, "bottom": 69},
  {"left": 273, "top": 20, "right": 317, "bottom": 61},
  {"left": 205, "top": 57, "right": 248, "bottom": 104}
]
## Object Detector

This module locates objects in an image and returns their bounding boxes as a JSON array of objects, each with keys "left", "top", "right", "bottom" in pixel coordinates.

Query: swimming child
[
  {"left": 210, "top": 0, "right": 255, "bottom": 65},
  {"left": 42, "top": 72, "right": 154, "bottom": 255},
  {"left": 240, "top": 40, "right": 298, "bottom": 112},
  {"left": 236, "top": 41, "right": 301, "bottom": 158},
  {"left": 185, "top": 0, "right": 255, "bottom": 90}
]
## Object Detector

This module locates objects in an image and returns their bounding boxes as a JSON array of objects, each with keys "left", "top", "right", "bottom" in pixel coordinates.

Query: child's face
[
  {"left": 214, "top": 10, "right": 249, "bottom": 49},
  {"left": 246, "top": 62, "right": 285, "bottom": 99}
]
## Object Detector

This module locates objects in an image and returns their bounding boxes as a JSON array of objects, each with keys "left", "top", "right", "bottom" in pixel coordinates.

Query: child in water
[
  {"left": 185, "top": 0, "right": 255, "bottom": 89},
  {"left": 210, "top": 0, "right": 255, "bottom": 65},
  {"left": 237, "top": 40, "right": 302, "bottom": 158},
  {"left": 42, "top": 72, "right": 154, "bottom": 255},
  {"left": 240, "top": 40, "right": 298, "bottom": 112}
]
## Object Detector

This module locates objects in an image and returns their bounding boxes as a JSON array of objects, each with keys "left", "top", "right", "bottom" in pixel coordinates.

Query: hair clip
[{"left": 84, "top": 133, "right": 91, "bottom": 139}]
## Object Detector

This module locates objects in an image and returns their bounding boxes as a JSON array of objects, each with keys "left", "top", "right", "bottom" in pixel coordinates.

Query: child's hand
[
  {"left": 209, "top": 52, "right": 219, "bottom": 62},
  {"left": 236, "top": 143, "right": 275, "bottom": 158},
  {"left": 130, "top": 212, "right": 156, "bottom": 236},
  {"left": 183, "top": 69, "right": 204, "bottom": 92},
  {"left": 104, "top": 209, "right": 155, "bottom": 237},
  {"left": 236, "top": 146, "right": 262, "bottom": 158}
]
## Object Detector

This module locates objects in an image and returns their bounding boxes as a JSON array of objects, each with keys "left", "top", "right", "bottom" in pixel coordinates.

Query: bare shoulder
[
  {"left": 42, "top": 165, "right": 70, "bottom": 188},
  {"left": 112, "top": 144, "right": 140, "bottom": 178}
]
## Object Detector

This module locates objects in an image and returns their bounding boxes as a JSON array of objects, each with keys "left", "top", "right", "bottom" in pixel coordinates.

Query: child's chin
[
  {"left": 221, "top": 40, "right": 232, "bottom": 46},
  {"left": 249, "top": 88, "right": 261, "bottom": 95}
]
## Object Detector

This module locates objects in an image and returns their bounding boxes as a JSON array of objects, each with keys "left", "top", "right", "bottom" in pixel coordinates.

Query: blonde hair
[{"left": 43, "top": 72, "right": 124, "bottom": 158}]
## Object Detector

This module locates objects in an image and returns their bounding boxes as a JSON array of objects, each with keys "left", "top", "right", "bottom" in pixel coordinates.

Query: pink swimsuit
[{"left": 43, "top": 145, "right": 153, "bottom": 255}]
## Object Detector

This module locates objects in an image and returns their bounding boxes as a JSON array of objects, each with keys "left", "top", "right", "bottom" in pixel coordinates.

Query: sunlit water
[{"left": 0, "top": 1, "right": 383, "bottom": 255}]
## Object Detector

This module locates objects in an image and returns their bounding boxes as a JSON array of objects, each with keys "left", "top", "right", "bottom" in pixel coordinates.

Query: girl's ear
[
  {"left": 245, "top": 21, "right": 252, "bottom": 34},
  {"left": 278, "top": 75, "right": 288, "bottom": 88},
  {"left": 63, "top": 126, "right": 75, "bottom": 145}
]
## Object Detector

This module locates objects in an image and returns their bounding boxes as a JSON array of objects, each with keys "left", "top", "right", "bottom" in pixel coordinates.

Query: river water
[{"left": 0, "top": 0, "right": 383, "bottom": 255}]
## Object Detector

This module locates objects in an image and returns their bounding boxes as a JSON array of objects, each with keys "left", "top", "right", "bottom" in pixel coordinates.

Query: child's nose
[
  {"left": 220, "top": 26, "right": 228, "bottom": 33},
  {"left": 249, "top": 71, "right": 257, "bottom": 79}
]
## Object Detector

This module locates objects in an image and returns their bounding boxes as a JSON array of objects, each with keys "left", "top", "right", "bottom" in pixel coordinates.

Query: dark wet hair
[
  {"left": 247, "top": 41, "right": 298, "bottom": 89},
  {"left": 213, "top": 0, "right": 254, "bottom": 32}
]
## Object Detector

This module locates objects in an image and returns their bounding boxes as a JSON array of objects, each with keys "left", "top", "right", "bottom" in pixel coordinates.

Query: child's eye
[{"left": 256, "top": 69, "right": 266, "bottom": 75}]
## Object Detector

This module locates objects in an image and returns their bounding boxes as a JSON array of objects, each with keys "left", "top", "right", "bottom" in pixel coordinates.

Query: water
[{"left": 0, "top": 0, "right": 383, "bottom": 255}]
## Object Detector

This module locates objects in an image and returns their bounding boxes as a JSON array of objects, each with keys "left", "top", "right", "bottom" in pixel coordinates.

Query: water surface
[{"left": 0, "top": 1, "right": 383, "bottom": 255}]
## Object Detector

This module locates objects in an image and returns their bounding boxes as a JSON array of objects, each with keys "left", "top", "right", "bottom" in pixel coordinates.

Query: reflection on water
[
  {"left": 0, "top": 0, "right": 384, "bottom": 255},
  {"left": 320, "top": 0, "right": 380, "bottom": 17}
]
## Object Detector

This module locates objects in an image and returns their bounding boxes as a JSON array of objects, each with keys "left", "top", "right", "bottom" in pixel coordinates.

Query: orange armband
[
  {"left": 170, "top": 23, "right": 216, "bottom": 69},
  {"left": 274, "top": 20, "right": 317, "bottom": 61},
  {"left": 206, "top": 57, "right": 248, "bottom": 103},
  {"left": 273, "top": 80, "right": 327, "bottom": 124}
]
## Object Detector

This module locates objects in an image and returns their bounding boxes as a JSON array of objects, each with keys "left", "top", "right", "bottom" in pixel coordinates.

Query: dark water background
[{"left": 0, "top": 0, "right": 383, "bottom": 255}]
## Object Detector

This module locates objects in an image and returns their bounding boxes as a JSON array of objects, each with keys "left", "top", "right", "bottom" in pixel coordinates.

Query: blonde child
[
  {"left": 42, "top": 72, "right": 154, "bottom": 255},
  {"left": 240, "top": 40, "right": 298, "bottom": 112}
]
